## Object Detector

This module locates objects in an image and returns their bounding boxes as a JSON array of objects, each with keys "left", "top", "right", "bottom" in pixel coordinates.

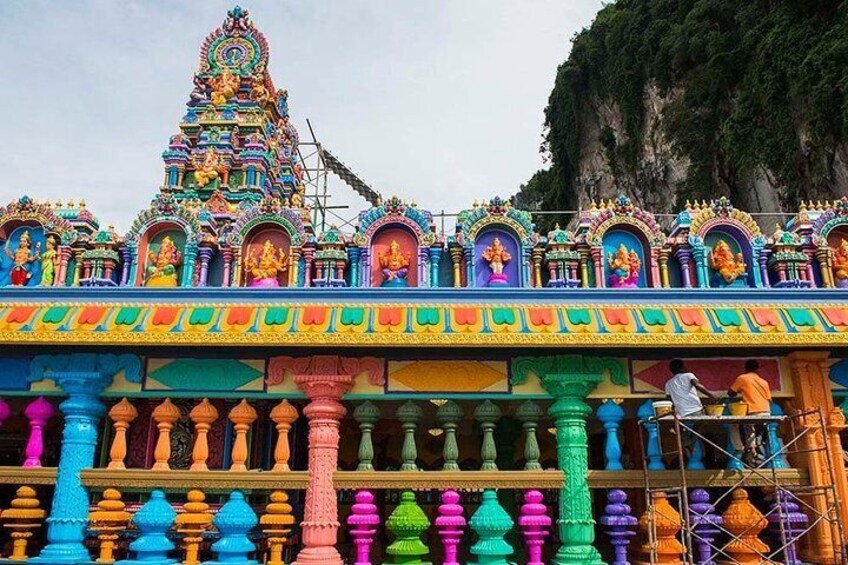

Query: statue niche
[
  {"left": 142, "top": 229, "right": 185, "bottom": 287},
  {"left": 602, "top": 230, "right": 647, "bottom": 288},
  {"left": 371, "top": 228, "right": 417, "bottom": 288},
  {"left": 241, "top": 228, "right": 290, "bottom": 287},
  {"left": 475, "top": 230, "right": 519, "bottom": 287},
  {"left": 829, "top": 233, "right": 848, "bottom": 288},
  {"left": 0, "top": 227, "right": 46, "bottom": 287},
  {"left": 705, "top": 233, "right": 748, "bottom": 288}
]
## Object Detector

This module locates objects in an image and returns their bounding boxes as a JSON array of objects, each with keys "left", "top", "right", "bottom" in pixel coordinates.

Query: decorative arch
[
  {"left": 811, "top": 197, "right": 848, "bottom": 287},
  {"left": 581, "top": 195, "right": 666, "bottom": 288},
  {"left": 125, "top": 194, "right": 202, "bottom": 287},
  {"left": 452, "top": 197, "right": 538, "bottom": 287},
  {"left": 0, "top": 196, "right": 76, "bottom": 287},
  {"left": 352, "top": 197, "right": 439, "bottom": 288},
  {"left": 687, "top": 197, "right": 764, "bottom": 288}
]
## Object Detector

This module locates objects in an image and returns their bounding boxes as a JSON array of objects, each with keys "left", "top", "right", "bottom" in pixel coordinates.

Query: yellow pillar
[{"left": 787, "top": 351, "right": 848, "bottom": 563}]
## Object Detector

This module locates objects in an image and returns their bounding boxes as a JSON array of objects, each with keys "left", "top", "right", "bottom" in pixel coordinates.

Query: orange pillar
[{"left": 787, "top": 351, "right": 848, "bottom": 561}]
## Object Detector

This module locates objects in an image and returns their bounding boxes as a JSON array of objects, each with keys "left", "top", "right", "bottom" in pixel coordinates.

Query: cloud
[{"left": 0, "top": 0, "right": 603, "bottom": 233}]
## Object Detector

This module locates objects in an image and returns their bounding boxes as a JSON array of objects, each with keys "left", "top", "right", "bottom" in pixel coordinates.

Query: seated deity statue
[
  {"left": 4, "top": 230, "right": 40, "bottom": 287},
  {"left": 193, "top": 148, "right": 228, "bottom": 188},
  {"left": 40, "top": 236, "right": 58, "bottom": 287},
  {"left": 709, "top": 239, "right": 747, "bottom": 285},
  {"left": 606, "top": 243, "right": 640, "bottom": 288},
  {"left": 245, "top": 239, "right": 287, "bottom": 287},
  {"left": 481, "top": 236, "right": 512, "bottom": 286},
  {"left": 144, "top": 235, "right": 181, "bottom": 287},
  {"left": 210, "top": 70, "right": 239, "bottom": 106},
  {"left": 378, "top": 240, "right": 411, "bottom": 287},
  {"left": 832, "top": 238, "right": 848, "bottom": 287}
]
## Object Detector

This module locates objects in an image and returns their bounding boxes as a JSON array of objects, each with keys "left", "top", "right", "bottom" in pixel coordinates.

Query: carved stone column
[
  {"left": 29, "top": 354, "right": 141, "bottom": 564},
  {"left": 512, "top": 355, "right": 620, "bottom": 565},
  {"left": 269, "top": 355, "right": 384, "bottom": 565},
  {"left": 787, "top": 351, "right": 848, "bottom": 564}
]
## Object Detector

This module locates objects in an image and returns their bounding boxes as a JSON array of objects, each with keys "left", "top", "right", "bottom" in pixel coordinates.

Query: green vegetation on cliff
[{"left": 517, "top": 0, "right": 848, "bottom": 225}]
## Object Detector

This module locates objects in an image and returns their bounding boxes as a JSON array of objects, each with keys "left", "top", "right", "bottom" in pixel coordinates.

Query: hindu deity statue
[
  {"left": 4, "top": 231, "right": 40, "bottom": 286},
  {"left": 481, "top": 236, "right": 512, "bottom": 285},
  {"left": 144, "top": 235, "right": 182, "bottom": 287},
  {"left": 831, "top": 238, "right": 848, "bottom": 287},
  {"left": 40, "top": 236, "right": 58, "bottom": 286},
  {"left": 378, "top": 240, "right": 411, "bottom": 287},
  {"left": 249, "top": 76, "right": 271, "bottom": 109},
  {"left": 210, "top": 70, "right": 239, "bottom": 106},
  {"left": 607, "top": 243, "right": 640, "bottom": 288},
  {"left": 244, "top": 240, "right": 287, "bottom": 287},
  {"left": 193, "top": 148, "right": 228, "bottom": 188},
  {"left": 708, "top": 239, "right": 747, "bottom": 285}
]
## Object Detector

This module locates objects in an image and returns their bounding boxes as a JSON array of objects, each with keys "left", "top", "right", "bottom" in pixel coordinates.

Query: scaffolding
[{"left": 639, "top": 409, "right": 847, "bottom": 564}]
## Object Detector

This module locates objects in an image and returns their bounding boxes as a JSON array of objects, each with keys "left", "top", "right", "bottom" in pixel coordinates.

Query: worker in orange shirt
[{"left": 728, "top": 359, "right": 772, "bottom": 465}]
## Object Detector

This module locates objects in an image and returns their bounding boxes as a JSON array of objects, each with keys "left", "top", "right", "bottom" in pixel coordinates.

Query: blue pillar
[
  {"left": 429, "top": 246, "right": 442, "bottom": 288},
  {"left": 30, "top": 354, "right": 141, "bottom": 564},
  {"left": 724, "top": 423, "right": 744, "bottom": 471},
  {"left": 768, "top": 401, "right": 789, "bottom": 469},
  {"left": 204, "top": 491, "right": 259, "bottom": 565},
  {"left": 637, "top": 400, "right": 665, "bottom": 470},
  {"left": 687, "top": 436, "right": 706, "bottom": 470},
  {"left": 597, "top": 399, "right": 625, "bottom": 470},
  {"left": 116, "top": 490, "right": 177, "bottom": 565}
]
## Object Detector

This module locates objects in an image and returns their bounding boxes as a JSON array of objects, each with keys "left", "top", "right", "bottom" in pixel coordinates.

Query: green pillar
[
  {"left": 396, "top": 401, "right": 423, "bottom": 471},
  {"left": 512, "top": 355, "right": 622, "bottom": 565},
  {"left": 386, "top": 490, "right": 430, "bottom": 564},
  {"left": 474, "top": 400, "right": 501, "bottom": 470},
  {"left": 436, "top": 400, "right": 463, "bottom": 471},
  {"left": 353, "top": 401, "right": 380, "bottom": 471},
  {"left": 516, "top": 400, "right": 543, "bottom": 470}
]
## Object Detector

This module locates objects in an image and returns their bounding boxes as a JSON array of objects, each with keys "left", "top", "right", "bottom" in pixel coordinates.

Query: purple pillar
[
  {"left": 197, "top": 247, "right": 213, "bottom": 287},
  {"left": 347, "top": 489, "right": 380, "bottom": 565},
  {"left": 689, "top": 488, "right": 722, "bottom": 565},
  {"left": 768, "top": 490, "right": 807, "bottom": 565},
  {"left": 435, "top": 490, "right": 466, "bottom": 565},
  {"left": 518, "top": 490, "right": 552, "bottom": 565},
  {"left": 23, "top": 397, "right": 54, "bottom": 468},
  {"left": 599, "top": 489, "right": 637, "bottom": 565}
]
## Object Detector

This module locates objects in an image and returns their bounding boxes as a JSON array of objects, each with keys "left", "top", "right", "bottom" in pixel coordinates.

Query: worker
[
  {"left": 728, "top": 359, "right": 772, "bottom": 465},
  {"left": 665, "top": 359, "right": 717, "bottom": 417}
]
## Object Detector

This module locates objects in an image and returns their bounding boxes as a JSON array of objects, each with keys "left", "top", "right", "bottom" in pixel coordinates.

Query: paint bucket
[
  {"left": 728, "top": 401, "right": 749, "bottom": 416},
  {"left": 705, "top": 404, "right": 725, "bottom": 417},
  {"left": 652, "top": 400, "right": 673, "bottom": 418}
]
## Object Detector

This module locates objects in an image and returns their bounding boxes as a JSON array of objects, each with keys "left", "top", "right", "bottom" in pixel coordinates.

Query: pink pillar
[
  {"left": 23, "top": 397, "right": 55, "bottom": 467},
  {"left": 295, "top": 372, "right": 353, "bottom": 565},
  {"left": 347, "top": 490, "right": 380, "bottom": 565},
  {"left": 436, "top": 490, "right": 466, "bottom": 565},
  {"left": 268, "top": 355, "right": 384, "bottom": 565},
  {"left": 519, "top": 490, "right": 552, "bottom": 565},
  {"left": 591, "top": 248, "right": 604, "bottom": 288},
  {"left": 0, "top": 398, "right": 11, "bottom": 428}
]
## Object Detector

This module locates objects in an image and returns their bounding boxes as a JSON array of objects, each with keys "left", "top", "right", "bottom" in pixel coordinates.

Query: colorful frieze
[{"left": 0, "top": 298, "right": 847, "bottom": 346}]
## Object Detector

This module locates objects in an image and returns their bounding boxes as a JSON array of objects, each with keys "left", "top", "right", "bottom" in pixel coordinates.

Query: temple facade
[{"left": 0, "top": 7, "right": 847, "bottom": 565}]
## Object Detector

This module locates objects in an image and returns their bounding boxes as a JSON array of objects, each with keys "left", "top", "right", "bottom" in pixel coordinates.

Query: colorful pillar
[
  {"left": 268, "top": 355, "right": 383, "bottom": 565},
  {"left": 787, "top": 351, "right": 848, "bottom": 564},
  {"left": 29, "top": 353, "right": 141, "bottom": 564},
  {"left": 512, "top": 355, "right": 620, "bottom": 565},
  {"left": 596, "top": 399, "right": 624, "bottom": 471}
]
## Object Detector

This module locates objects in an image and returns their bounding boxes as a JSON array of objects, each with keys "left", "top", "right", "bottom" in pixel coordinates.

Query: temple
[{"left": 1, "top": 6, "right": 848, "bottom": 565}]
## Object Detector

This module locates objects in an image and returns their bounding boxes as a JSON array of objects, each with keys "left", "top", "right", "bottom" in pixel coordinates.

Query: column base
[
  {"left": 553, "top": 545, "right": 605, "bottom": 565},
  {"left": 30, "top": 542, "right": 94, "bottom": 565},
  {"left": 293, "top": 547, "right": 344, "bottom": 565}
]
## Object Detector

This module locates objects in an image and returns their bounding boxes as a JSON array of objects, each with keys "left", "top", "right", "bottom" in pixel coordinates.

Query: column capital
[
  {"left": 268, "top": 355, "right": 384, "bottom": 389},
  {"left": 29, "top": 353, "right": 141, "bottom": 396},
  {"left": 511, "top": 355, "right": 624, "bottom": 392}
]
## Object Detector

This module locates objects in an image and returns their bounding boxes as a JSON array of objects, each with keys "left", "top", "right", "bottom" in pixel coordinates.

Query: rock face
[{"left": 571, "top": 83, "right": 847, "bottom": 215}]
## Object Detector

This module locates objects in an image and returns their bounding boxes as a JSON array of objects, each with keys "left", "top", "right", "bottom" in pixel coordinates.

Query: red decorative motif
[{"left": 266, "top": 355, "right": 385, "bottom": 386}]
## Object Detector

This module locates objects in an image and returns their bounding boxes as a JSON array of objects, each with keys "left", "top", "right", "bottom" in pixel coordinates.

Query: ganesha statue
[
  {"left": 832, "top": 238, "right": 848, "bottom": 288},
  {"left": 607, "top": 243, "right": 640, "bottom": 288},
  {"left": 193, "top": 148, "right": 229, "bottom": 188},
  {"left": 144, "top": 235, "right": 181, "bottom": 287},
  {"left": 210, "top": 70, "right": 239, "bottom": 106},
  {"left": 378, "top": 240, "right": 410, "bottom": 287},
  {"left": 481, "top": 236, "right": 512, "bottom": 286},
  {"left": 245, "top": 240, "right": 287, "bottom": 287},
  {"left": 709, "top": 239, "right": 747, "bottom": 285},
  {"left": 4, "top": 231, "right": 40, "bottom": 287}
]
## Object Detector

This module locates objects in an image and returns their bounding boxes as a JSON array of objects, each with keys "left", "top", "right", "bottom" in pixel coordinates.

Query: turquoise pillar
[
  {"left": 468, "top": 490, "right": 514, "bottom": 564},
  {"left": 597, "top": 399, "right": 624, "bottom": 471},
  {"left": 768, "top": 401, "right": 789, "bottom": 469},
  {"left": 30, "top": 353, "right": 141, "bottom": 564},
  {"left": 637, "top": 400, "right": 665, "bottom": 470}
]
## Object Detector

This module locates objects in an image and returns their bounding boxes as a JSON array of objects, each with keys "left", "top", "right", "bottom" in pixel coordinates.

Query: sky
[{"left": 0, "top": 1, "right": 605, "bottom": 232}]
